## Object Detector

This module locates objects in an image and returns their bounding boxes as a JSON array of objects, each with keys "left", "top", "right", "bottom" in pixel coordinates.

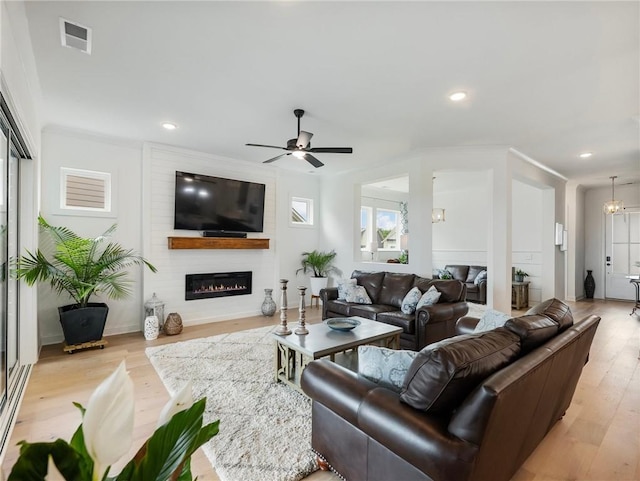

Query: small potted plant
[
  {"left": 514, "top": 269, "right": 529, "bottom": 282},
  {"left": 15, "top": 216, "right": 157, "bottom": 351},
  {"left": 439, "top": 269, "right": 453, "bottom": 280},
  {"left": 296, "top": 249, "right": 342, "bottom": 296}
]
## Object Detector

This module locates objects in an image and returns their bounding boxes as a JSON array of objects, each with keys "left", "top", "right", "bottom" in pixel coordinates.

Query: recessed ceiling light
[
  {"left": 579, "top": 152, "right": 593, "bottom": 158},
  {"left": 449, "top": 91, "right": 467, "bottom": 102},
  {"left": 162, "top": 122, "right": 178, "bottom": 130}
]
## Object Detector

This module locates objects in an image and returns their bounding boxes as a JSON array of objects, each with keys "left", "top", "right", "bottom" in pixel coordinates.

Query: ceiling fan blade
[
  {"left": 304, "top": 154, "right": 324, "bottom": 168},
  {"left": 296, "top": 131, "right": 313, "bottom": 149},
  {"left": 309, "top": 147, "right": 353, "bottom": 154},
  {"left": 263, "top": 153, "right": 290, "bottom": 164},
  {"left": 246, "top": 143, "right": 288, "bottom": 150}
]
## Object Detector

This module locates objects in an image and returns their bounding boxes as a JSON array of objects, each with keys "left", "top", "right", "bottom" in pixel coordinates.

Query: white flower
[
  {"left": 82, "top": 361, "right": 134, "bottom": 481},
  {"left": 156, "top": 381, "right": 194, "bottom": 428}
]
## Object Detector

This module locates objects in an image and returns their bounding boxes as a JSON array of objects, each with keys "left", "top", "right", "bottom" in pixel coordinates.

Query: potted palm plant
[
  {"left": 15, "top": 216, "right": 157, "bottom": 350},
  {"left": 296, "top": 249, "right": 342, "bottom": 296}
]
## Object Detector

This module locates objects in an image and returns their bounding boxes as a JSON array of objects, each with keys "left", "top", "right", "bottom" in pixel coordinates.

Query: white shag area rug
[
  {"left": 466, "top": 302, "right": 488, "bottom": 318},
  {"left": 145, "top": 325, "right": 317, "bottom": 481}
]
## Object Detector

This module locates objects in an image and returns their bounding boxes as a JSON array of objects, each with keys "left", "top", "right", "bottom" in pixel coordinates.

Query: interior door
[{"left": 605, "top": 210, "right": 640, "bottom": 300}]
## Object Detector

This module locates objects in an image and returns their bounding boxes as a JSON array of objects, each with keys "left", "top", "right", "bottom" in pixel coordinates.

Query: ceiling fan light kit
[{"left": 246, "top": 109, "right": 353, "bottom": 168}]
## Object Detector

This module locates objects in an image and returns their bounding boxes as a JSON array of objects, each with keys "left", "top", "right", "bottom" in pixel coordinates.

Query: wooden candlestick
[
  {"left": 295, "top": 286, "right": 309, "bottom": 335},
  {"left": 275, "top": 279, "right": 291, "bottom": 336}
]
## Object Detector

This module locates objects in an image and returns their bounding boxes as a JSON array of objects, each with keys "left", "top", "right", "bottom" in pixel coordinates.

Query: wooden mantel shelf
[{"left": 168, "top": 237, "right": 270, "bottom": 250}]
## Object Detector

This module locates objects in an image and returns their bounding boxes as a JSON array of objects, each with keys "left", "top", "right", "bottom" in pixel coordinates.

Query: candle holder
[
  {"left": 295, "top": 286, "right": 309, "bottom": 335},
  {"left": 274, "top": 279, "right": 291, "bottom": 336}
]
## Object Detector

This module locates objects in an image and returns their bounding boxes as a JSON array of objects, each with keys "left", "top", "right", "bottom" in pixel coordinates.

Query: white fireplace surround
[{"left": 142, "top": 143, "right": 278, "bottom": 327}]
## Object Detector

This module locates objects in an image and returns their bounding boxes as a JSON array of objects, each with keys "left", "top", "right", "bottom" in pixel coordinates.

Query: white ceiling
[{"left": 23, "top": 1, "right": 640, "bottom": 186}]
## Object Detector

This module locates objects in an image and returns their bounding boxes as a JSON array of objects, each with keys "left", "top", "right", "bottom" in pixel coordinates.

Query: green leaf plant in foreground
[{"left": 7, "top": 363, "right": 218, "bottom": 481}]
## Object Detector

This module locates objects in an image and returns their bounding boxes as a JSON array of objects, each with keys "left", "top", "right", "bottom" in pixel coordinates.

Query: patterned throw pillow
[
  {"left": 345, "top": 285, "right": 372, "bottom": 304},
  {"left": 358, "top": 345, "right": 419, "bottom": 392},
  {"left": 337, "top": 278, "right": 357, "bottom": 300},
  {"left": 474, "top": 270, "right": 488, "bottom": 285},
  {"left": 416, "top": 286, "right": 441, "bottom": 309},
  {"left": 473, "top": 309, "right": 512, "bottom": 333},
  {"left": 401, "top": 287, "right": 422, "bottom": 314}
]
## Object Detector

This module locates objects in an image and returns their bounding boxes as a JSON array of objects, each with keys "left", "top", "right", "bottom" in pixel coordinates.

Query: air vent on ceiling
[{"left": 59, "top": 18, "right": 92, "bottom": 54}]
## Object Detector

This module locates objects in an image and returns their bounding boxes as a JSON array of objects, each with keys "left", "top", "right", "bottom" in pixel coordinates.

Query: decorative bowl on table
[{"left": 326, "top": 318, "right": 361, "bottom": 331}]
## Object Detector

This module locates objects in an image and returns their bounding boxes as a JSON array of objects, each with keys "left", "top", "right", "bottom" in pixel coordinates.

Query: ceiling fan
[{"left": 246, "top": 109, "right": 353, "bottom": 168}]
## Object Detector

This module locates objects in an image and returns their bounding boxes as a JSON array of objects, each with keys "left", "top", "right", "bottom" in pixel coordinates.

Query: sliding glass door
[
  {"left": 0, "top": 107, "right": 21, "bottom": 415},
  {"left": 0, "top": 123, "right": 7, "bottom": 411}
]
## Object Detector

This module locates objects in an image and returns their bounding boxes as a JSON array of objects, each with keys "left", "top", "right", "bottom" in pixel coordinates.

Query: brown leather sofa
[
  {"left": 302, "top": 299, "right": 600, "bottom": 481},
  {"left": 437, "top": 265, "right": 487, "bottom": 304},
  {"left": 320, "top": 270, "right": 469, "bottom": 350}
]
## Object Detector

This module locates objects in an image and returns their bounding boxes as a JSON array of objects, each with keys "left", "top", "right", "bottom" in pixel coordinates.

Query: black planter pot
[
  {"left": 584, "top": 270, "right": 596, "bottom": 299},
  {"left": 58, "top": 303, "right": 109, "bottom": 345}
]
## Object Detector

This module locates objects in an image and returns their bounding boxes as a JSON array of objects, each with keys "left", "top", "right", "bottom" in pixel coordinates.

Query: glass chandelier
[{"left": 603, "top": 176, "right": 624, "bottom": 215}]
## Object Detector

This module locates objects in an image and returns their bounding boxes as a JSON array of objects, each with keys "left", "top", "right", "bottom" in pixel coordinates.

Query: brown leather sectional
[
  {"left": 320, "top": 270, "right": 469, "bottom": 350},
  {"left": 302, "top": 299, "right": 600, "bottom": 481},
  {"left": 438, "top": 264, "right": 487, "bottom": 304}
]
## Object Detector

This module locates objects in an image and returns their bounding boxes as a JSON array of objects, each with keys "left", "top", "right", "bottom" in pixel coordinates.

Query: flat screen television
[{"left": 174, "top": 171, "right": 266, "bottom": 233}]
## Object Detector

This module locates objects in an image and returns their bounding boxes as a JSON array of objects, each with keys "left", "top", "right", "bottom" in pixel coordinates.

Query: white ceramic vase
[
  {"left": 309, "top": 277, "right": 328, "bottom": 297},
  {"left": 144, "top": 315, "right": 159, "bottom": 340}
]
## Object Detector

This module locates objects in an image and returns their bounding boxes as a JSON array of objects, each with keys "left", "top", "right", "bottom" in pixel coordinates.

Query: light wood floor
[{"left": 2, "top": 299, "right": 639, "bottom": 480}]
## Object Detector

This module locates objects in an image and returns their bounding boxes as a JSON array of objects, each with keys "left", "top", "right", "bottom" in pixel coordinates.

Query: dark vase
[{"left": 584, "top": 270, "right": 595, "bottom": 299}]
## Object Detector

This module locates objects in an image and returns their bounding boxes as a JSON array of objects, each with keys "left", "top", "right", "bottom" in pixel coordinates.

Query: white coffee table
[{"left": 273, "top": 316, "right": 402, "bottom": 392}]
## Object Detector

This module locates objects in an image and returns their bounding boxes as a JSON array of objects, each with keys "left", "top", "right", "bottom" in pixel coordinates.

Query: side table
[
  {"left": 625, "top": 275, "right": 640, "bottom": 316},
  {"left": 512, "top": 281, "right": 530, "bottom": 309},
  {"left": 310, "top": 294, "right": 321, "bottom": 308}
]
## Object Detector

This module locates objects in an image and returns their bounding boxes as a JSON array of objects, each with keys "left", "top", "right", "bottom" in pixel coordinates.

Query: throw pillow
[
  {"left": 401, "top": 287, "right": 422, "bottom": 314},
  {"left": 345, "top": 285, "right": 372, "bottom": 304},
  {"left": 416, "top": 285, "right": 441, "bottom": 309},
  {"left": 337, "top": 278, "right": 357, "bottom": 300},
  {"left": 474, "top": 270, "right": 487, "bottom": 285},
  {"left": 473, "top": 309, "right": 512, "bottom": 333},
  {"left": 400, "top": 328, "right": 521, "bottom": 413},
  {"left": 358, "top": 345, "right": 419, "bottom": 393}
]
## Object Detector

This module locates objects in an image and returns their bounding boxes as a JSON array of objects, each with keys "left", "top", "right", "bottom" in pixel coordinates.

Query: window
[
  {"left": 360, "top": 206, "right": 400, "bottom": 251},
  {"left": 291, "top": 197, "right": 313, "bottom": 226},
  {"left": 60, "top": 168, "right": 111, "bottom": 212},
  {"left": 376, "top": 209, "right": 400, "bottom": 250}
]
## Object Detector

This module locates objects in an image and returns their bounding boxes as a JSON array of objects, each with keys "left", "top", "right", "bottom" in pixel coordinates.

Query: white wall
[
  {"left": 509, "top": 149, "right": 567, "bottom": 303},
  {"left": 1, "top": 1, "right": 41, "bottom": 155},
  {"left": 1, "top": 0, "right": 43, "bottom": 362},
  {"left": 566, "top": 182, "right": 586, "bottom": 301},
  {"left": 432, "top": 170, "right": 489, "bottom": 270},
  {"left": 276, "top": 170, "right": 322, "bottom": 306},
  {"left": 141, "top": 143, "right": 318, "bottom": 327},
  {"left": 584, "top": 182, "right": 640, "bottom": 299},
  {"left": 512, "top": 179, "right": 543, "bottom": 305},
  {"left": 38, "top": 128, "right": 144, "bottom": 344}
]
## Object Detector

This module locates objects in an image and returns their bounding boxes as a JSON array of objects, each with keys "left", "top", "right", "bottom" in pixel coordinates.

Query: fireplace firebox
[{"left": 185, "top": 271, "right": 252, "bottom": 300}]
